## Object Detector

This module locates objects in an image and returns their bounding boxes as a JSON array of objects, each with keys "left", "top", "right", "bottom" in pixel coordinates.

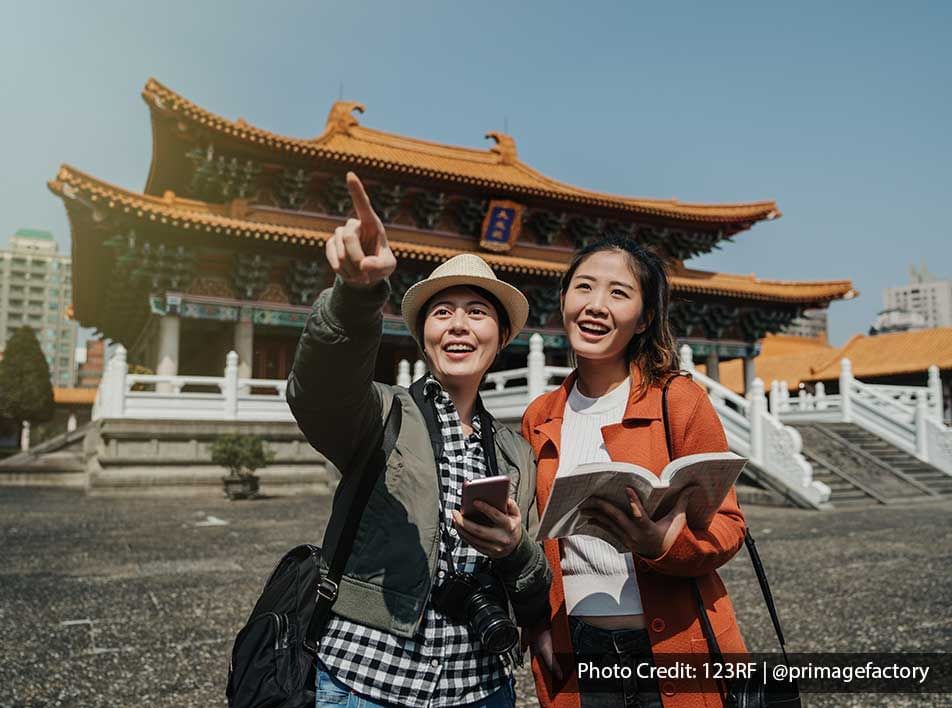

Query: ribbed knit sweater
[{"left": 558, "top": 378, "right": 643, "bottom": 616}]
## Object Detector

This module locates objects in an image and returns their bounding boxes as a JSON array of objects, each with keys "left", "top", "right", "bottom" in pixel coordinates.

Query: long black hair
[{"left": 560, "top": 234, "right": 678, "bottom": 398}]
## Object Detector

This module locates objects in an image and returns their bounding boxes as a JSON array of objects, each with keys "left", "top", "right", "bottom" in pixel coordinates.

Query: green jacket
[{"left": 286, "top": 277, "right": 551, "bottom": 639}]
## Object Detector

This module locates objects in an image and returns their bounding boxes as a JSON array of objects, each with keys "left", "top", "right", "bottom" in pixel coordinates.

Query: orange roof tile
[
  {"left": 53, "top": 387, "right": 97, "bottom": 405},
  {"left": 142, "top": 78, "right": 781, "bottom": 226},
  {"left": 809, "top": 329, "right": 952, "bottom": 380},
  {"left": 49, "top": 165, "right": 852, "bottom": 302},
  {"left": 705, "top": 349, "right": 837, "bottom": 393},
  {"left": 708, "top": 329, "right": 952, "bottom": 393},
  {"left": 758, "top": 333, "right": 833, "bottom": 355}
]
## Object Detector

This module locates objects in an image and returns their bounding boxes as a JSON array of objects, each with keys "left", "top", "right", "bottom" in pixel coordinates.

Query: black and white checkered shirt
[{"left": 318, "top": 377, "right": 511, "bottom": 707}]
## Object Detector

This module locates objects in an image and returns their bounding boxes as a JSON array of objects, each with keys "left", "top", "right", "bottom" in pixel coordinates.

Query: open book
[{"left": 536, "top": 452, "right": 747, "bottom": 553}]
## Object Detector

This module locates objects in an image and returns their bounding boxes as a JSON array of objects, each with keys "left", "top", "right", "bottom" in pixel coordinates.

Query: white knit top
[{"left": 558, "top": 377, "right": 644, "bottom": 617}]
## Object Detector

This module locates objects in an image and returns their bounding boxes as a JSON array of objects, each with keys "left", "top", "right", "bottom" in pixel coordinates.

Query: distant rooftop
[{"left": 13, "top": 228, "right": 55, "bottom": 240}]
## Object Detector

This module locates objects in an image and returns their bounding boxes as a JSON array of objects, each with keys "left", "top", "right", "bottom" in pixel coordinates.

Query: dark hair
[
  {"left": 416, "top": 285, "right": 511, "bottom": 346},
  {"left": 560, "top": 234, "right": 678, "bottom": 398}
]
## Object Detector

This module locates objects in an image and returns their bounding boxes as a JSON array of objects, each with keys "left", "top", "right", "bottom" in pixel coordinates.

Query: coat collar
[{"left": 530, "top": 362, "right": 664, "bottom": 462}]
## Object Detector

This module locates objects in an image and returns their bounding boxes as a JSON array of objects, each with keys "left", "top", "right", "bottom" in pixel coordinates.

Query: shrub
[{"left": 210, "top": 434, "right": 274, "bottom": 479}]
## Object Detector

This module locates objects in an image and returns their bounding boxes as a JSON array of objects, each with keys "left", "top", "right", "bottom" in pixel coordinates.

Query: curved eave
[{"left": 141, "top": 78, "right": 781, "bottom": 228}]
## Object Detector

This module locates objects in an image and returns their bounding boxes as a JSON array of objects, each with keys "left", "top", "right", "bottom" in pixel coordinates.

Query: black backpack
[{"left": 226, "top": 399, "right": 402, "bottom": 708}]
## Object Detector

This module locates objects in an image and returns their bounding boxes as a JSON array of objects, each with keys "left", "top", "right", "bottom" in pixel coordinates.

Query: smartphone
[{"left": 461, "top": 475, "right": 511, "bottom": 526}]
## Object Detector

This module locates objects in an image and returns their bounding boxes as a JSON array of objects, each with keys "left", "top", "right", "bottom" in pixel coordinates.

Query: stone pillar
[
  {"left": 678, "top": 344, "right": 695, "bottom": 372},
  {"left": 156, "top": 314, "right": 180, "bottom": 394},
  {"left": 224, "top": 351, "right": 239, "bottom": 420},
  {"left": 742, "top": 353, "right": 756, "bottom": 394},
  {"left": 748, "top": 378, "right": 766, "bottom": 466},
  {"left": 915, "top": 390, "right": 929, "bottom": 461},
  {"left": 839, "top": 358, "right": 853, "bottom": 423},
  {"left": 397, "top": 360, "right": 411, "bottom": 388},
  {"left": 234, "top": 318, "right": 254, "bottom": 380},
  {"left": 413, "top": 359, "right": 426, "bottom": 382},
  {"left": 927, "top": 365, "right": 943, "bottom": 422},
  {"left": 705, "top": 349, "right": 720, "bottom": 383},
  {"left": 528, "top": 333, "right": 546, "bottom": 401}
]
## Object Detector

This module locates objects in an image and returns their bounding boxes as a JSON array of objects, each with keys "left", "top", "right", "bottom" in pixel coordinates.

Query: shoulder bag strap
[
  {"left": 305, "top": 396, "right": 403, "bottom": 646},
  {"left": 659, "top": 374, "right": 790, "bottom": 666}
]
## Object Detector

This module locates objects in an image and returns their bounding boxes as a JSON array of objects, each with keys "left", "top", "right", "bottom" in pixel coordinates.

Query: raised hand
[
  {"left": 325, "top": 172, "right": 396, "bottom": 287},
  {"left": 451, "top": 498, "right": 524, "bottom": 559}
]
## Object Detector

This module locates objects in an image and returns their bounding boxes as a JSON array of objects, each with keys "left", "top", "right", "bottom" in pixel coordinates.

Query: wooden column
[{"left": 705, "top": 349, "right": 720, "bottom": 383}]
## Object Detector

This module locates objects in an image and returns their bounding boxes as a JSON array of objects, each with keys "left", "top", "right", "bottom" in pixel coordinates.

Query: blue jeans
[{"left": 314, "top": 660, "right": 516, "bottom": 708}]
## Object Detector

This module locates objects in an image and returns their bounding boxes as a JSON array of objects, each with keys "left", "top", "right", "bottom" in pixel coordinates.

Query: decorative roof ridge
[
  {"left": 675, "top": 265, "right": 856, "bottom": 291},
  {"left": 141, "top": 77, "right": 782, "bottom": 224}
]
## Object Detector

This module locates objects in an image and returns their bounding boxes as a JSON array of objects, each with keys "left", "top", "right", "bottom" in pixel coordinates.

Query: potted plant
[{"left": 210, "top": 434, "right": 274, "bottom": 500}]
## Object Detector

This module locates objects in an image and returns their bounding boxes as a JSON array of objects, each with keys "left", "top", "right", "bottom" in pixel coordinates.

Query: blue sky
[{"left": 1, "top": 1, "right": 949, "bottom": 346}]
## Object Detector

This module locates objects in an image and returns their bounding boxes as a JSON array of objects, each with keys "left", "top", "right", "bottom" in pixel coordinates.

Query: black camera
[{"left": 431, "top": 569, "right": 519, "bottom": 655}]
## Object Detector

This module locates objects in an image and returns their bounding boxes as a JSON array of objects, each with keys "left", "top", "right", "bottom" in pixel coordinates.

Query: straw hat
[{"left": 401, "top": 254, "right": 529, "bottom": 347}]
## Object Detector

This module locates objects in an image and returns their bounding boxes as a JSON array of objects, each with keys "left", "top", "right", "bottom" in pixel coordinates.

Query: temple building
[{"left": 49, "top": 78, "right": 855, "bottom": 391}]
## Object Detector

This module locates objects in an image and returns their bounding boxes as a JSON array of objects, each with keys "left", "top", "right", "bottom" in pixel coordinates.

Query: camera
[{"left": 431, "top": 568, "right": 519, "bottom": 655}]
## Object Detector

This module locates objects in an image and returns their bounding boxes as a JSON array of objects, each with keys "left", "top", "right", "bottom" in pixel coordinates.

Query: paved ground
[{"left": 1, "top": 488, "right": 950, "bottom": 707}]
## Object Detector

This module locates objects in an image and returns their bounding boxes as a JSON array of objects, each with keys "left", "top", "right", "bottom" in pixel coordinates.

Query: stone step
[{"left": 734, "top": 484, "right": 789, "bottom": 507}]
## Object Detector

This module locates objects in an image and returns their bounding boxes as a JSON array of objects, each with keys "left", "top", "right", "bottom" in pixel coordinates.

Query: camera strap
[{"left": 409, "top": 375, "right": 500, "bottom": 576}]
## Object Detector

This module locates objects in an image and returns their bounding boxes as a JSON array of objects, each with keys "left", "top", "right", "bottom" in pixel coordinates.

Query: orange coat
[{"left": 522, "top": 366, "right": 747, "bottom": 708}]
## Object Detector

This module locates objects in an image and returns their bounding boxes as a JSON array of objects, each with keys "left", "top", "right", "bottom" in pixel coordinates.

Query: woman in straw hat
[
  {"left": 287, "top": 173, "right": 551, "bottom": 708},
  {"left": 522, "top": 235, "right": 747, "bottom": 708}
]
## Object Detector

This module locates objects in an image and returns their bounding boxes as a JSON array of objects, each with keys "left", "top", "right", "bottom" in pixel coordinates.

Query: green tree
[{"left": 0, "top": 326, "right": 55, "bottom": 428}]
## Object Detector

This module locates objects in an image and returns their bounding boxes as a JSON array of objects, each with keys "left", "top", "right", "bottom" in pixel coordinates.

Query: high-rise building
[
  {"left": 0, "top": 229, "right": 78, "bottom": 387},
  {"left": 883, "top": 264, "right": 952, "bottom": 330},
  {"left": 781, "top": 307, "right": 829, "bottom": 341}
]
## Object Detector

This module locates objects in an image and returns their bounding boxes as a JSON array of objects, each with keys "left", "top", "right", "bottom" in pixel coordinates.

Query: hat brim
[{"left": 401, "top": 274, "right": 529, "bottom": 348}]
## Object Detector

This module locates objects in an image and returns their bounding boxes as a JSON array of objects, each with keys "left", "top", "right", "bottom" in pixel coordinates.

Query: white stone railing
[
  {"left": 771, "top": 359, "right": 952, "bottom": 475},
  {"left": 93, "top": 346, "right": 293, "bottom": 422},
  {"left": 677, "top": 346, "right": 830, "bottom": 507}
]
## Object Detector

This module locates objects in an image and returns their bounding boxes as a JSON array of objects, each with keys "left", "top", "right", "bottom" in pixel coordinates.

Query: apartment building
[
  {"left": 883, "top": 265, "right": 952, "bottom": 330},
  {"left": 0, "top": 229, "right": 78, "bottom": 387}
]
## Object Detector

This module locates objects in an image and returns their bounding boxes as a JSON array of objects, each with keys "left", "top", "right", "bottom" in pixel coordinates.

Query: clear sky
[{"left": 1, "top": 1, "right": 949, "bottom": 346}]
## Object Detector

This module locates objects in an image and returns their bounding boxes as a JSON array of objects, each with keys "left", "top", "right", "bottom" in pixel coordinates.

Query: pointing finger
[
  {"left": 346, "top": 172, "right": 383, "bottom": 235},
  {"left": 325, "top": 236, "right": 341, "bottom": 273}
]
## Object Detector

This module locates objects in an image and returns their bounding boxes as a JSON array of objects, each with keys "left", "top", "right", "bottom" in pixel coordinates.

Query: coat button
[
  {"left": 650, "top": 618, "right": 666, "bottom": 633},
  {"left": 661, "top": 681, "right": 676, "bottom": 696}
]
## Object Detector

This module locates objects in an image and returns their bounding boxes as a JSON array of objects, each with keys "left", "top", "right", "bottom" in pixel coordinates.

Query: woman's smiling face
[
  {"left": 422, "top": 285, "right": 502, "bottom": 389},
  {"left": 561, "top": 249, "right": 647, "bottom": 365}
]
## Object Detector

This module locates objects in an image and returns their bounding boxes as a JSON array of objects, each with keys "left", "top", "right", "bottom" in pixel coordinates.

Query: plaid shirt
[{"left": 318, "top": 377, "right": 510, "bottom": 707}]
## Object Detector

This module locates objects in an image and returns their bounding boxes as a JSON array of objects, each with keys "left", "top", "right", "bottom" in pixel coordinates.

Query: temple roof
[
  {"left": 810, "top": 328, "right": 952, "bottom": 380},
  {"left": 49, "top": 164, "right": 854, "bottom": 307},
  {"left": 142, "top": 78, "right": 781, "bottom": 226},
  {"left": 711, "top": 329, "right": 952, "bottom": 392}
]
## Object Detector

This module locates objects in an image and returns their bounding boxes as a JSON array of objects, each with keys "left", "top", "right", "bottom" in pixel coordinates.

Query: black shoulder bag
[
  {"left": 226, "top": 398, "right": 402, "bottom": 708},
  {"left": 661, "top": 374, "right": 801, "bottom": 708}
]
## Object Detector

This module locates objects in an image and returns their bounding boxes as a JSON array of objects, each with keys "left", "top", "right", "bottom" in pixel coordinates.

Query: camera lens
[{"left": 466, "top": 590, "right": 519, "bottom": 655}]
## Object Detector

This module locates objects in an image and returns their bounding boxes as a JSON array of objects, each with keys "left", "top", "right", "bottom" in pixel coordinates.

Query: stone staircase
[
  {"left": 792, "top": 422, "right": 952, "bottom": 507},
  {"left": 0, "top": 424, "right": 89, "bottom": 488}
]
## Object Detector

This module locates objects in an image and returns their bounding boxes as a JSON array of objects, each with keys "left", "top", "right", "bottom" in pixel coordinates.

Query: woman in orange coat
[{"left": 522, "top": 235, "right": 747, "bottom": 708}]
